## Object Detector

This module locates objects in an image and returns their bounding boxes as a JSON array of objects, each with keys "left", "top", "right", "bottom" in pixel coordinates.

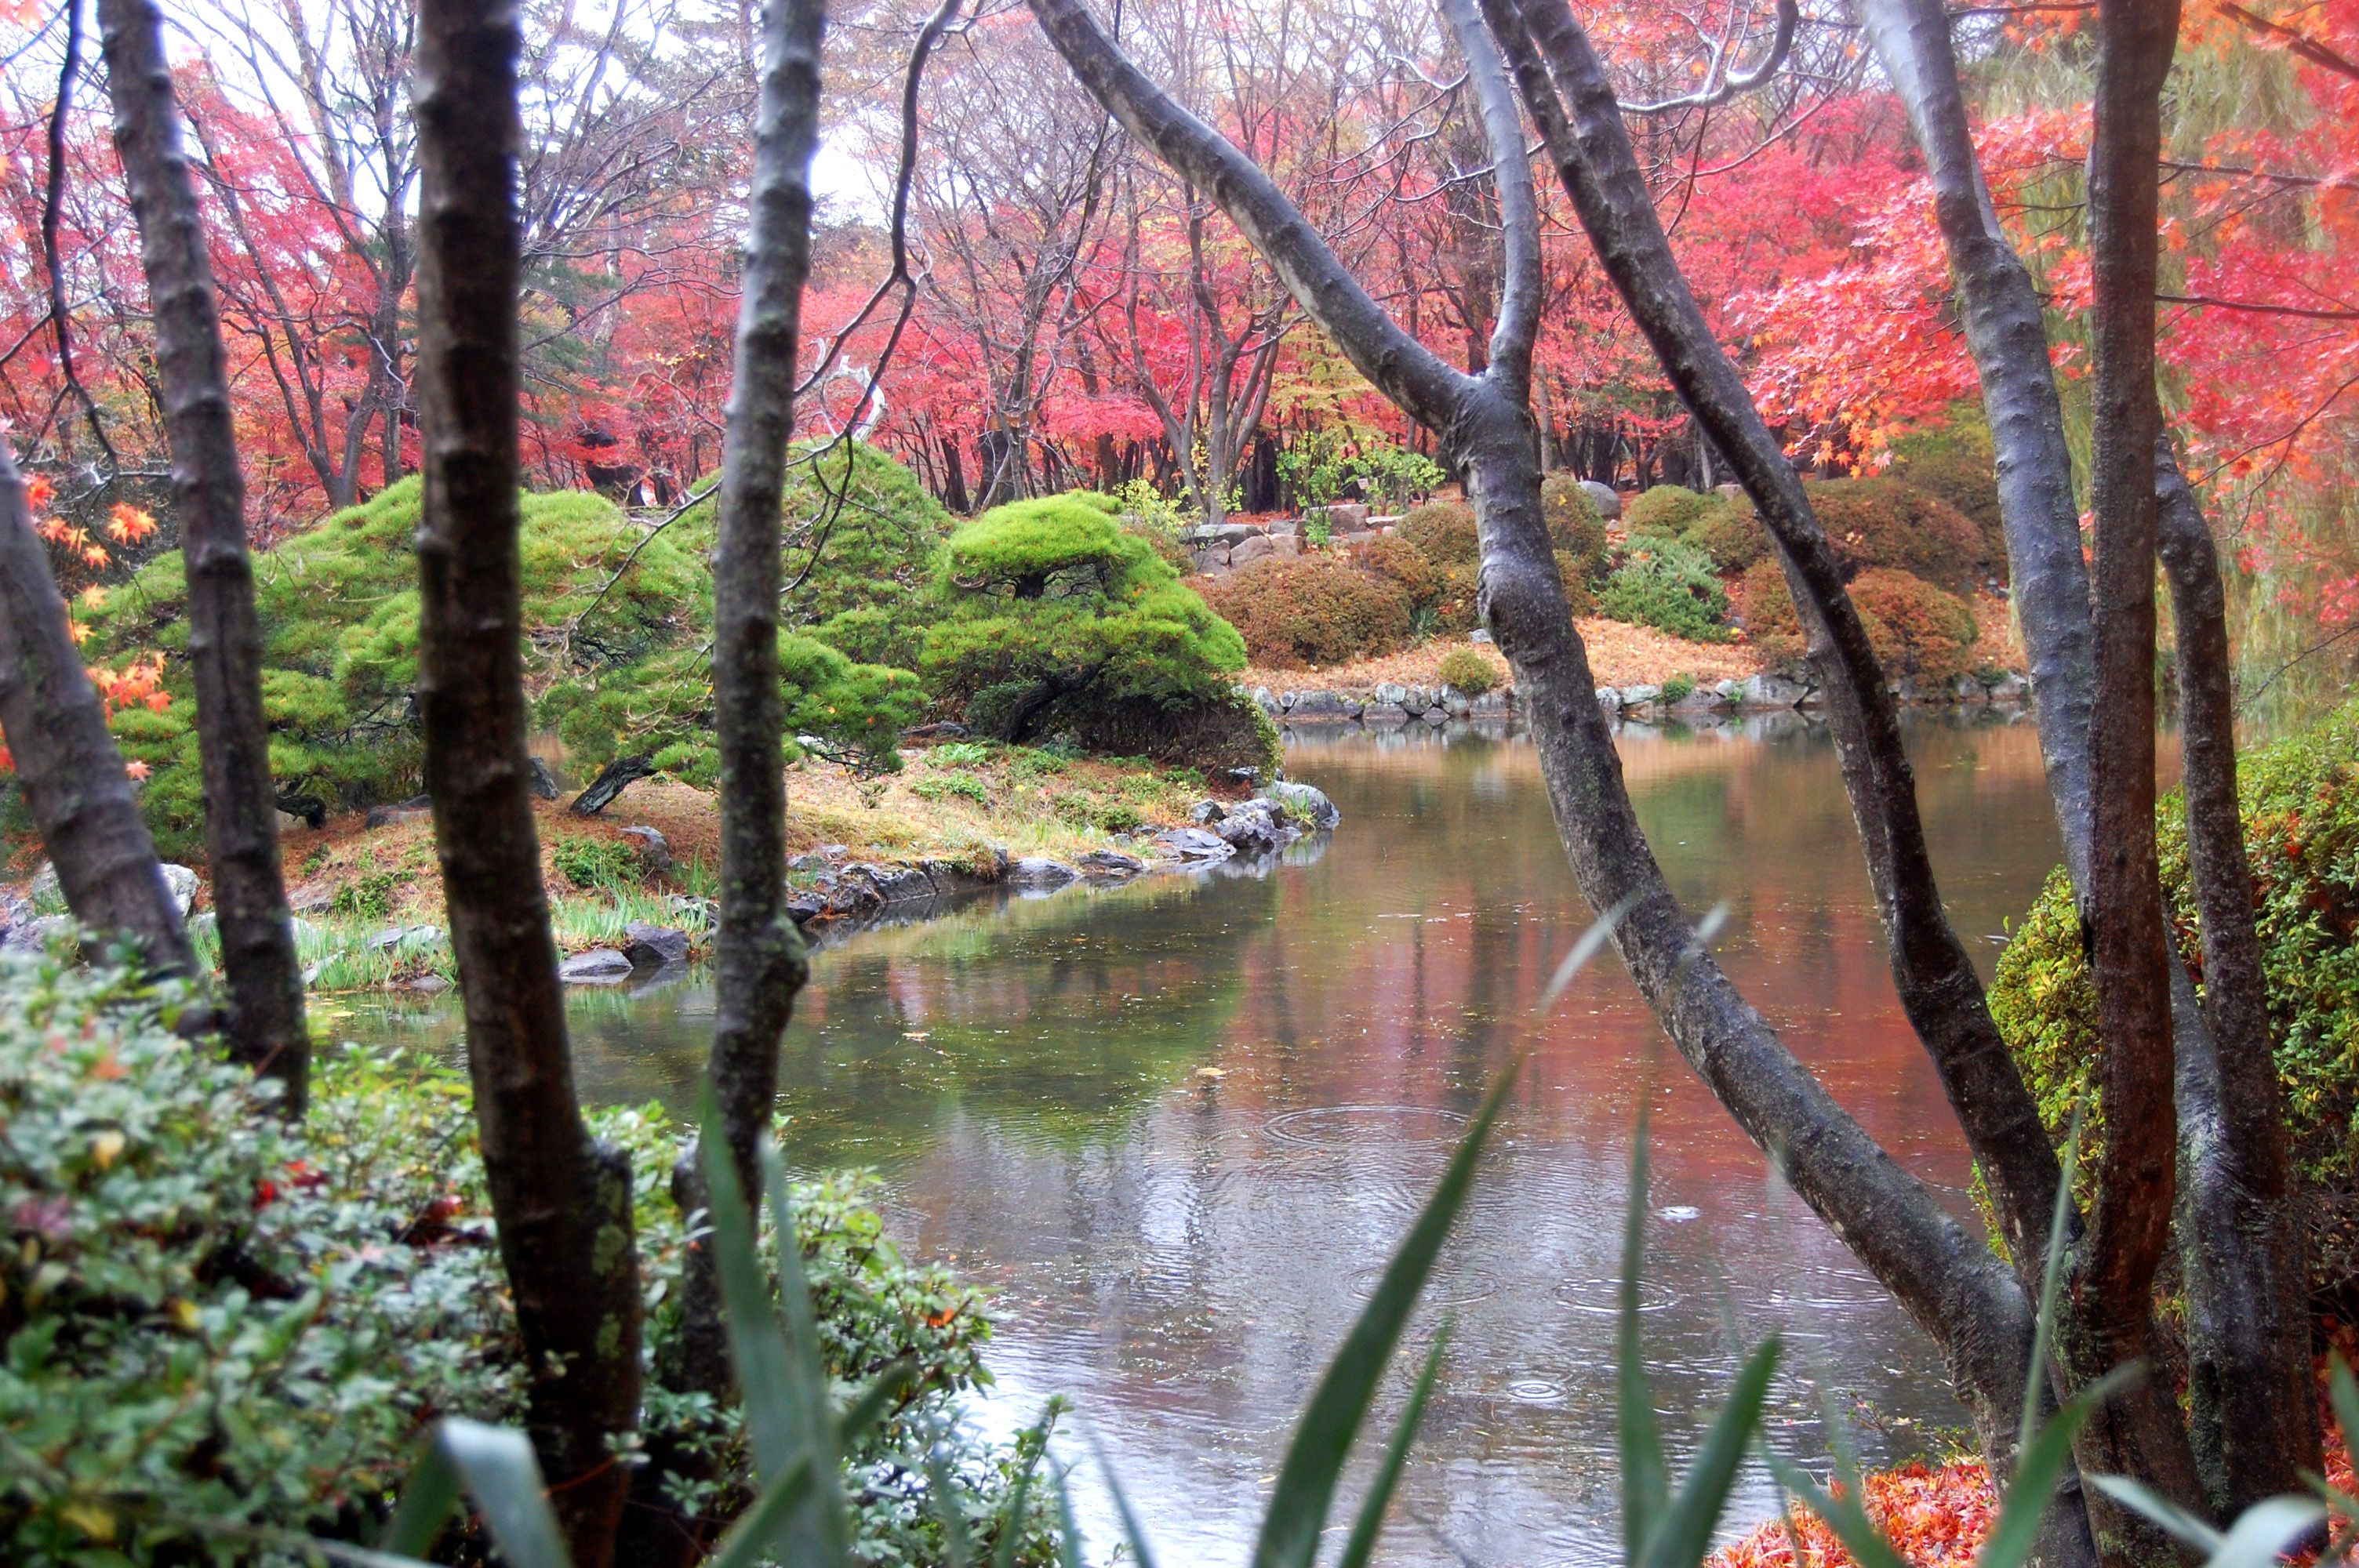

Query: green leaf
[
  {"left": 922, "top": 1433, "right": 976, "bottom": 1568},
  {"left": 839, "top": 1355, "right": 919, "bottom": 1446},
  {"left": 705, "top": 1454, "right": 817, "bottom": 1568},
  {"left": 377, "top": 1426, "right": 464, "bottom": 1559},
  {"left": 1249, "top": 1064, "right": 1519, "bottom": 1568},
  {"left": 1619, "top": 1116, "right": 1668, "bottom": 1565},
  {"left": 2020, "top": 1105, "right": 2086, "bottom": 1464},
  {"left": 1335, "top": 1328, "right": 1450, "bottom": 1568},
  {"left": 435, "top": 1418, "right": 571, "bottom": 1568},
  {"left": 1091, "top": 1435, "right": 1162, "bottom": 1568},
  {"left": 1978, "top": 1366, "right": 2138, "bottom": 1568},
  {"left": 1051, "top": 1461, "right": 1091, "bottom": 1568},
  {"left": 2087, "top": 1475, "right": 2223, "bottom": 1554},
  {"left": 2201, "top": 1496, "right": 2327, "bottom": 1568},
  {"left": 990, "top": 1410, "right": 1053, "bottom": 1568},
  {"left": 699, "top": 1105, "right": 802, "bottom": 1485},
  {"left": 1638, "top": 1338, "right": 1783, "bottom": 1568}
]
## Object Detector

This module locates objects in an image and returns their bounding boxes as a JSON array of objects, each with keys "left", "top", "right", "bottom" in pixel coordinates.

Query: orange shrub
[
  {"left": 1352, "top": 533, "right": 1442, "bottom": 608},
  {"left": 1398, "top": 501, "right": 1479, "bottom": 567},
  {"left": 1737, "top": 562, "right": 1978, "bottom": 685},
  {"left": 1709, "top": 1461, "right": 1996, "bottom": 1568},
  {"left": 1199, "top": 555, "right": 1414, "bottom": 668},
  {"left": 1805, "top": 478, "right": 1987, "bottom": 592}
]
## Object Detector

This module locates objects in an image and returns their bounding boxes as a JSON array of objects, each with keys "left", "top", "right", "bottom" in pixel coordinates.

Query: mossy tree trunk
[
  {"left": 411, "top": 2, "right": 641, "bottom": 1561},
  {"left": 98, "top": 0, "right": 309, "bottom": 1110}
]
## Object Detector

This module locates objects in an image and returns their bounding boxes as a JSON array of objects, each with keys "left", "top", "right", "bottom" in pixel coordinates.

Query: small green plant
[
  {"left": 1598, "top": 539, "right": 1734, "bottom": 644},
  {"left": 332, "top": 868, "right": 403, "bottom": 923},
  {"left": 911, "top": 773, "right": 990, "bottom": 806},
  {"left": 1660, "top": 674, "right": 1696, "bottom": 706},
  {"left": 553, "top": 836, "right": 643, "bottom": 891},
  {"left": 930, "top": 741, "right": 997, "bottom": 767},
  {"left": 1305, "top": 514, "right": 1332, "bottom": 547},
  {"left": 1436, "top": 647, "right": 1499, "bottom": 696}
]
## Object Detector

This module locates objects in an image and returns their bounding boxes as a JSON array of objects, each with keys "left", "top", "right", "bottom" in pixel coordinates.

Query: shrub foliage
[
  {"left": 1437, "top": 647, "right": 1499, "bottom": 696},
  {"left": 1199, "top": 556, "right": 1414, "bottom": 669},
  {"left": 1597, "top": 538, "right": 1732, "bottom": 643}
]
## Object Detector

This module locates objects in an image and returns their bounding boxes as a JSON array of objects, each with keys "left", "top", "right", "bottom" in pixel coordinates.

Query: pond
[{"left": 362, "top": 712, "right": 2121, "bottom": 1567}]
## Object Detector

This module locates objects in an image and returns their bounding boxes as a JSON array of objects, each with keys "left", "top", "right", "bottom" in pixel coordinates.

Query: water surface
[{"left": 367, "top": 713, "right": 2113, "bottom": 1566}]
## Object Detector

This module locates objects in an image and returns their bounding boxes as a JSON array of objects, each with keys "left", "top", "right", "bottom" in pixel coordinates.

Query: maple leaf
[
  {"left": 124, "top": 759, "right": 150, "bottom": 780},
  {"left": 106, "top": 503, "right": 157, "bottom": 544}
]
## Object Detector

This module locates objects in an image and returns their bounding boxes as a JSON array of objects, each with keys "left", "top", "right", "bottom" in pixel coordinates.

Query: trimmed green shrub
[
  {"left": 923, "top": 496, "right": 1246, "bottom": 748},
  {"left": 1805, "top": 477, "right": 1987, "bottom": 593},
  {"left": 1624, "top": 485, "right": 1721, "bottom": 540},
  {"left": 1437, "top": 647, "right": 1499, "bottom": 696},
  {"left": 1198, "top": 555, "right": 1413, "bottom": 669},
  {"left": 1540, "top": 474, "right": 1608, "bottom": 573},
  {"left": 0, "top": 953, "right": 1044, "bottom": 1568},
  {"left": 1660, "top": 673, "right": 1696, "bottom": 706},
  {"left": 1682, "top": 495, "right": 1772, "bottom": 574},
  {"left": 1991, "top": 697, "right": 2359, "bottom": 1298},
  {"left": 1597, "top": 538, "right": 1732, "bottom": 643}
]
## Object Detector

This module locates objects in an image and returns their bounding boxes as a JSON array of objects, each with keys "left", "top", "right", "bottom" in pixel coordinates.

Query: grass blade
[
  {"left": 435, "top": 1418, "right": 569, "bottom": 1568},
  {"left": 758, "top": 1139, "right": 856, "bottom": 1568},
  {"left": 1639, "top": 1338, "right": 1784, "bottom": 1568},
  {"left": 1620, "top": 1115, "right": 1668, "bottom": 1564},
  {"left": 1335, "top": 1327, "right": 1452, "bottom": 1568},
  {"left": 700, "top": 1098, "right": 802, "bottom": 1484},
  {"left": 377, "top": 1425, "right": 464, "bottom": 1559},
  {"left": 1976, "top": 1365, "right": 2137, "bottom": 1568},
  {"left": 704, "top": 1454, "right": 817, "bottom": 1568},
  {"left": 1089, "top": 1433, "right": 1161, "bottom": 1568},
  {"left": 1249, "top": 1064, "right": 1520, "bottom": 1568},
  {"left": 2206, "top": 1497, "right": 2323, "bottom": 1568},
  {"left": 839, "top": 1356, "right": 919, "bottom": 1446},
  {"left": 2087, "top": 1475, "right": 2224, "bottom": 1554},
  {"left": 1763, "top": 1450, "right": 1912, "bottom": 1568},
  {"left": 1537, "top": 895, "right": 1639, "bottom": 1014},
  {"left": 2019, "top": 1107, "right": 2086, "bottom": 1465},
  {"left": 990, "top": 1406, "right": 1055, "bottom": 1568},
  {"left": 1050, "top": 1461, "right": 1089, "bottom": 1568},
  {"left": 2330, "top": 1353, "right": 2359, "bottom": 1479},
  {"left": 921, "top": 1432, "right": 975, "bottom": 1568}
]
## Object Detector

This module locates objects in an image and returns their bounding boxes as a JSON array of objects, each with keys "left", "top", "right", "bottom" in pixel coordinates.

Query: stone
[
  {"left": 1008, "top": 857, "right": 1081, "bottom": 888},
  {"left": 1270, "top": 532, "right": 1302, "bottom": 559},
  {"left": 559, "top": 947, "right": 634, "bottom": 982},
  {"left": 1714, "top": 678, "right": 1744, "bottom": 706},
  {"left": 1230, "top": 534, "right": 1274, "bottom": 567},
  {"left": 1468, "top": 628, "right": 1493, "bottom": 644},
  {"left": 366, "top": 924, "right": 444, "bottom": 953},
  {"left": 526, "top": 757, "right": 561, "bottom": 800},
  {"left": 1741, "top": 672, "right": 1811, "bottom": 709},
  {"left": 1183, "top": 521, "right": 1259, "bottom": 547},
  {"left": 667, "top": 895, "right": 718, "bottom": 929},
  {"left": 1193, "top": 545, "right": 1232, "bottom": 572},
  {"left": 785, "top": 893, "right": 827, "bottom": 924},
  {"left": 1216, "top": 803, "right": 1292, "bottom": 854},
  {"left": 849, "top": 863, "right": 937, "bottom": 903},
  {"left": 788, "top": 851, "right": 831, "bottom": 872},
  {"left": 1619, "top": 684, "right": 1662, "bottom": 710},
  {"left": 622, "top": 921, "right": 692, "bottom": 966},
  {"left": 1076, "top": 848, "right": 1147, "bottom": 878},
  {"left": 1444, "top": 688, "right": 1472, "bottom": 717},
  {"left": 409, "top": 974, "right": 450, "bottom": 995},
  {"left": 159, "top": 864, "right": 199, "bottom": 917},
  {"left": 620, "top": 825, "right": 673, "bottom": 879},
  {"left": 1156, "top": 826, "right": 1234, "bottom": 862},
  {"left": 1189, "top": 799, "right": 1227, "bottom": 825},
  {"left": 1597, "top": 686, "right": 1623, "bottom": 716},
  {"left": 289, "top": 883, "right": 334, "bottom": 913},
  {"left": 1372, "top": 681, "right": 1410, "bottom": 711},
  {"left": 1468, "top": 690, "right": 1510, "bottom": 717},
  {"left": 1988, "top": 671, "right": 2030, "bottom": 702},
  {"left": 4, "top": 914, "right": 72, "bottom": 953},
  {"left": 365, "top": 793, "right": 434, "bottom": 829},
  {"left": 1286, "top": 689, "right": 1361, "bottom": 720},
  {"left": 824, "top": 876, "right": 885, "bottom": 920},
  {"left": 1325, "top": 502, "right": 1372, "bottom": 531},
  {"left": 1953, "top": 674, "right": 1987, "bottom": 702},
  {"left": 276, "top": 811, "right": 310, "bottom": 833},
  {"left": 27, "top": 863, "right": 56, "bottom": 906},
  {"left": 1267, "top": 779, "right": 1341, "bottom": 830},
  {"left": 1579, "top": 479, "right": 1622, "bottom": 521},
  {"left": 1266, "top": 517, "right": 1299, "bottom": 536},
  {"left": 1249, "top": 686, "right": 1281, "bottom": 716},
  {"left": 1398, "top": 686, "right": 1432, "bottom": 717},
  {"left": 819, "top": 843, "right": 849, "bottom": 860}
]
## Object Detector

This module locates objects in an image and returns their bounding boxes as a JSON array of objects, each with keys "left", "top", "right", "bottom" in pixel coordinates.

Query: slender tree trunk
[
  {"left": 2066, "top": 2, "right": 2206, "bottom": 1554},
  {"left": 2157, "top": 437, "right": 2316, "bottom": 1512},
  {"left": 0, "top": 446, "right": 197, "bottom": 981},
  {"left": 412, "top": 4, "right": 640, "bottom": 1562},
  {"left": 99, "top": 0, "right": 308, "bottom": 1109}
]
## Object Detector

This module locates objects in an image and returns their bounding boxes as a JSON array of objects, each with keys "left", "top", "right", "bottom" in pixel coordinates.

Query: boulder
[
  {"left": 1713, "top": 678, "right": 1744, "bottom": 706},
  {"left": 1468, "top": 690, "right": 1511, "bottom": 717},
  {"left": 1007, "top": 857, "right": 1081, "bottom": 889},
  {"left": 1398, "top": 686, "right": 1433, "bottom": 717},
  {"left": 1619, "top": 684, "right": 1662, "bottom": 711},
  {"left": 409, "top": 974, "right": 450, "bottom": 995},
  {"left": 1988, "top": 671, "right": 2030, "bottom": 702},
  {"left": 1287, "top": 689, "right": 1361, "bottom": 721},
  {"left": 1598, "top": 686, "right": 1623, "bottom": 717},
  {"left": 1270, "top": 532, "right": 1302, "bottom": 559},
  {"left": 1267, "top": 779, "right": 1341, "bottom": 830},
  {"left": 526, "top": 757, "right": 561, "bottom": 800},
  {"left": 1468, "top": 628, "right": 1493, "bottom": 644},
  {"left": 1741, "top": 672, "right": 1811, "bottom": 710},
  {"left": 1076, "top": 849, "right": 1147, "bottom": 878},
  {"left": 3, "top": 914, "right": 72, "bottom": 953},
  {"left": 1249, "top": 686, "right": 1281, "bottom": 716},
  {"left": 785, "top": 893, "right": 827, "bottom": 925},
  {"left": 1193, "top": 545, "right": 1232, "bottom": 572},
  {"left": 1325, "top": 503, "right": 1372, "bottom": 531},
  {"left": 1189, "top": 799, "right": 1227, "bottom": 825},
  {"left": 619, "top": 825, "right": 672, "bottom": 878},
  {"left": 787, "top": 851, "right": 832, "bottom": 872},
  {"left": 666, "top": 895, "right": 718, "bottom": 929},
  {"left": 849, "top": 863, "right": 937, "bottom": 904},
  {"left": 1953, "top": 674, "right": 1987, "bottom": 703},
  {"left": 1579, "top": 479, "right": 1621, "bottom": 521},
  {"left": 1183, "top": 521, "right": 1259, "bottom": 547},
  {"left": 1216, "top": 803, "right": 1293, "bottom": 854},
  {"left": 365, "top": 794, "right": 434, "bottom": 829},
  {"left": 366, "top": 924, "right": 444, "bottom": 953},
  {"left": 559, "top": 948, "right": 634, "bottom": 983},
  {"left": 622, "top": 922, "right": 692, "bottom": 966},
  {"left": 824, "top": 876, "right": 885, "bottom": 920},
  {"left": 1230, "top": 534, "right": 1274, "bottom": 567},
  {"left": 1155, "top": 826, "right": 1234, "bottom": 862},
  {"left": 159, "top": 864, "right": 199, "bottom": 917},
  {"left": 1372, "top": 681, "right": 1410, "bottom": 712}
]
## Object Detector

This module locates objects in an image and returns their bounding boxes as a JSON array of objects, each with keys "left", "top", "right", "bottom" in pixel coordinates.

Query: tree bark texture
[
  {"left": 1026, "top": 0, "right": 2057, "bottom": 1508},
  {"left": 1849, "top": 0, "right": 2098, "bottom": 893},
  {"left": 0, "top": 447, "right": 197, "bottom": 982},
  {"left": 2067, "top": 0, "right": 2206, "bottom": 1549},
  {"left": 98, "top": 0, "right": 309, "bottom": 1109},
  {"left": 2157, "top": 438, "right": 2316, "bottom": 1512},
  {"left": 411, "top": 2, "right": 640, "bottom": 1561}
]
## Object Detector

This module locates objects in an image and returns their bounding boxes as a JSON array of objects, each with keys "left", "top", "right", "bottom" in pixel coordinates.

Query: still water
[{"left": 369, "top": 713, "right": 2114, "bottom": 1566}]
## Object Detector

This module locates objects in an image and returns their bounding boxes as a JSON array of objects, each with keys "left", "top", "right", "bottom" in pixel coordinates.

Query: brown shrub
[
  {"left": 1805, "top": 477, "right": 1986, "bottom": 592},
  {"left": 1352, "top": 534, "right": 1441, "bottom": 608},
  {"left": 1736, "top": 560, "right": 1978, "bottom": 685},
  {"left": 1199, "top": 555, "right": 1413, "bottom": 668},
  {"left": 1540, "top": 475, "right": 1609, "bottom": 572},
  {"left": 1398, "top": 502, "right": 1480, "bottom": 567},
  {"left": 1889, "top": 406, "right": 2006, "bottom": 576}
]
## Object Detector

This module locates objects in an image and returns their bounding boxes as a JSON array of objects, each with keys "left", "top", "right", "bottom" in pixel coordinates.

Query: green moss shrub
[
  {"left": 1624, "top": 485, "right": 1722, "bottom": 540},
  {"left": 1437, "top": 647, "right": 1499, "bottom": 696},
  {"left": 1198, "top": 556, "right": 1413, "bottom": 669},
  {"left": 1990, "top": 698, "right": 2359, "bottom": 1298},
  {"left": 1540, "top": 474, "right": 1608, "bottom": 572},
  {"left": 0, "top": 953, "right": 1041, "bottom": 1567},
  {"left": 923, "top": 496, "right": 1247, "bottom": 750},
  {"left": 1398, "top": 502, "right": 1479, "bottom": 567},
  {"left": 1621, "top": 484, "right": 1770, "bottom": 574},
  {"left": 1596, "top": 538, "right": 1732, "bottom": 643}
]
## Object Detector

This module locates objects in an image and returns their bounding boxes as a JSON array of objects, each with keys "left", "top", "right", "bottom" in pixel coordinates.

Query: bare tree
[
  {"left": 410, "top": 0, "right": 640, "bottom": 1559},
  {"left": 97, "top": 0, "right": 309, "bottom": 1109}
]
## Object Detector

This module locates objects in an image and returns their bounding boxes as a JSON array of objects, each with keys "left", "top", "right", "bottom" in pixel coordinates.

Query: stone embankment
[
  {"left": 1248, "top": 666, "right": 2032, "bottom": 727},
  {"left": 1187, "top": 503, "right": 1397, "bottom": 574}
]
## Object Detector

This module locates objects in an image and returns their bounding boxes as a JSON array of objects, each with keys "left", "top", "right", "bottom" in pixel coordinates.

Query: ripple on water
[
  {"left": 1345, "top": 1261, "right": 1499, "bottom": 1307},
  {"left": 1551, "top": 1275, "right": 1678, "bottom": 1316},
  {"left": 1263, "top": 1104, "right": 1472, "bottom": 1149}
]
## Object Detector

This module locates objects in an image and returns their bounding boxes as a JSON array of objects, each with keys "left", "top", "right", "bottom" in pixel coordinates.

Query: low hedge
[
  {"left": 1199, "top": 555, "right": 1414, "bottom": 668},
  {"left": 1991, "top": 699, "right": 2359, "bottom": 1305}
]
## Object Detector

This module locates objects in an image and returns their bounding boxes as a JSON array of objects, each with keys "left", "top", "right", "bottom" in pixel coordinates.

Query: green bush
[
  {"left": 1804, "top": 477, "right": 1987, "bottom": 593},
  {"left": 1623, "top": 484, "right": 1770, "bottom": 574},
  {"left": 1198, "top": 556, "right": 1413, "bottom": 669},
  {"left": 1597, "top": 539, "right": 1732, "bottom": 643},
  {"left": 1623, "top": 485, "right": 1721, "bottom": 540},
  {"left": 922, "top": 497, "right": 1247, "bottom": 752},
  {"left": 1397, "top": 501, "right": 1480, "bottom": 568},
  {"left": 1436, "top": 647, "right": 1499, "bottom": 696},
  {"left": 1540, "top": 474, "right": 1608, "bottom": 572},
  {"left": 0, "top": 953, "right": 1038, "bottom": 1568},
  {"left": 1660, "top": 673, "right": 1696, "bottom": 706},
  {"left": 1992, "top": 699, "right": 2359, "bottom": 1299},
  {"left": 553, "top": 835, "right": 644, "bottom": 889}
]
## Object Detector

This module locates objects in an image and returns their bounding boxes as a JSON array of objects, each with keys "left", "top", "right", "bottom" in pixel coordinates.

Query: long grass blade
[
  {"left": 700, "top": 1098, "right": 802, "bottom": 1483},
  {"left": 758, "top": 1140, "right": 856, "bottom": 1568},
  {"left": 839, "top": 1355, "right": 919, "bottom": 1446},
  {"left": 1249, "top": 1064, "right": 1520, "bottom": 1568},
  {"left": 1334, "top": 1328, "right": 1452, "bottom": 1568},
  {"left": 2205, "top": 1497, "right": 2327, "bottom": 1568},
  {"left": 1763, "top": 1450, "right": 1911, "bottom": 1568},
  {"left": 1620, "top": 1114, "right": 1668, "bottom": 1564},
  {"left": 1050, "top": 1461, "right": 1089, "bottom": 1568},
  {"left": 377, "top": 1425, "right": 464, "bottom": 1559},
  {"left": 2086, "top": 1475, "right": 2224, "bottom": 1553},
  {"left": 1537, "top": 895, "right": 1639, "bottom": 1014},
  {"left": 922, "top": 1432, "right": 975, "bottom": 1568},
  {"left": 704, "top": 1454, "right": 818, "bottom": 1568},
  {"left": 990, "top": 1407, "right": 1054, "bottom": 1568},
  {"left": 2019, "top": 1107, "right": 2085, "bottom": 1465},
  {"left": 1089, "top": 1433, "right": 1162, "bottom": 1568},
  {"left": 1639, "top": 1338, "right": 1783, "bottom": 1568},
  {"left": 1976, "top": 1365, "right": 2136, "bottom": 1568},
  {"left": 434, "top": 1418, "right": 570, "bottom": 1568}
]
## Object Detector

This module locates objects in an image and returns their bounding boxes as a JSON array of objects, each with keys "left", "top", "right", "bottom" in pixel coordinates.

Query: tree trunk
[
  {"left": 2157, "top": 437, "right": 2316, "bottom": 1512},
  {"left": 0, "top": 446, "right": 198, "bottom": 982},
  {"left": 99, "top": 0, "right": 308, "bottom": 1109},
  {"left": 411, "top": 3, "right": 641, "bottom": 1562},
  {"left": 2065, "top": 1, "right": 2207, "bottom": 1554}
]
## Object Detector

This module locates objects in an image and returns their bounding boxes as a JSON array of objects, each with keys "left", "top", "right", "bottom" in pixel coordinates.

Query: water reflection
[{"left": 362, "top": 710, "right": 2134, "bottom": 1567}]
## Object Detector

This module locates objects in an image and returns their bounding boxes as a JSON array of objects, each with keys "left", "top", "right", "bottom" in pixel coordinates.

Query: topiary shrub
[
  {"left": 1540, "top": 474, "right": 1608, "bottom": 574},
  {"left": 1888, "top": 405, "right": 2006, "bottom": 577},
  {"left": 1736, "top": 557, "right": 1805, "bottom": 669},
  {"left": 1623, "top": 485, "right": 1721, "bottom": 540},
  {"left": 1682, "top": 495, "right": 1772, "bottom": 574},
  {"left": 1197, "top": 555, "right": 1413, "bottom": 669},
  {"left": 1990, "top": 697, "right": 2359, "bottom": 1304},
  {"left": 1804, "top": 477, "right": 1987, "bottom": 593},
  {"left": 1398, "top": 501, "right": 1480, "bottom": 567},
  {"left": 923, "top": 495, "right": 1247, "bottom": 750},
  {"left": 1352, "top": 534, "right": 1442, "bottom": 610},
  {"left": 1437, "top": 646, "right": 1499, "bottom": 696},
  {"left": 1734, "top": 561, "right": 1976, "bottom": 685},
  {"left": 1596, "top": 538, "right": 1733, "bottom": 643}
]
